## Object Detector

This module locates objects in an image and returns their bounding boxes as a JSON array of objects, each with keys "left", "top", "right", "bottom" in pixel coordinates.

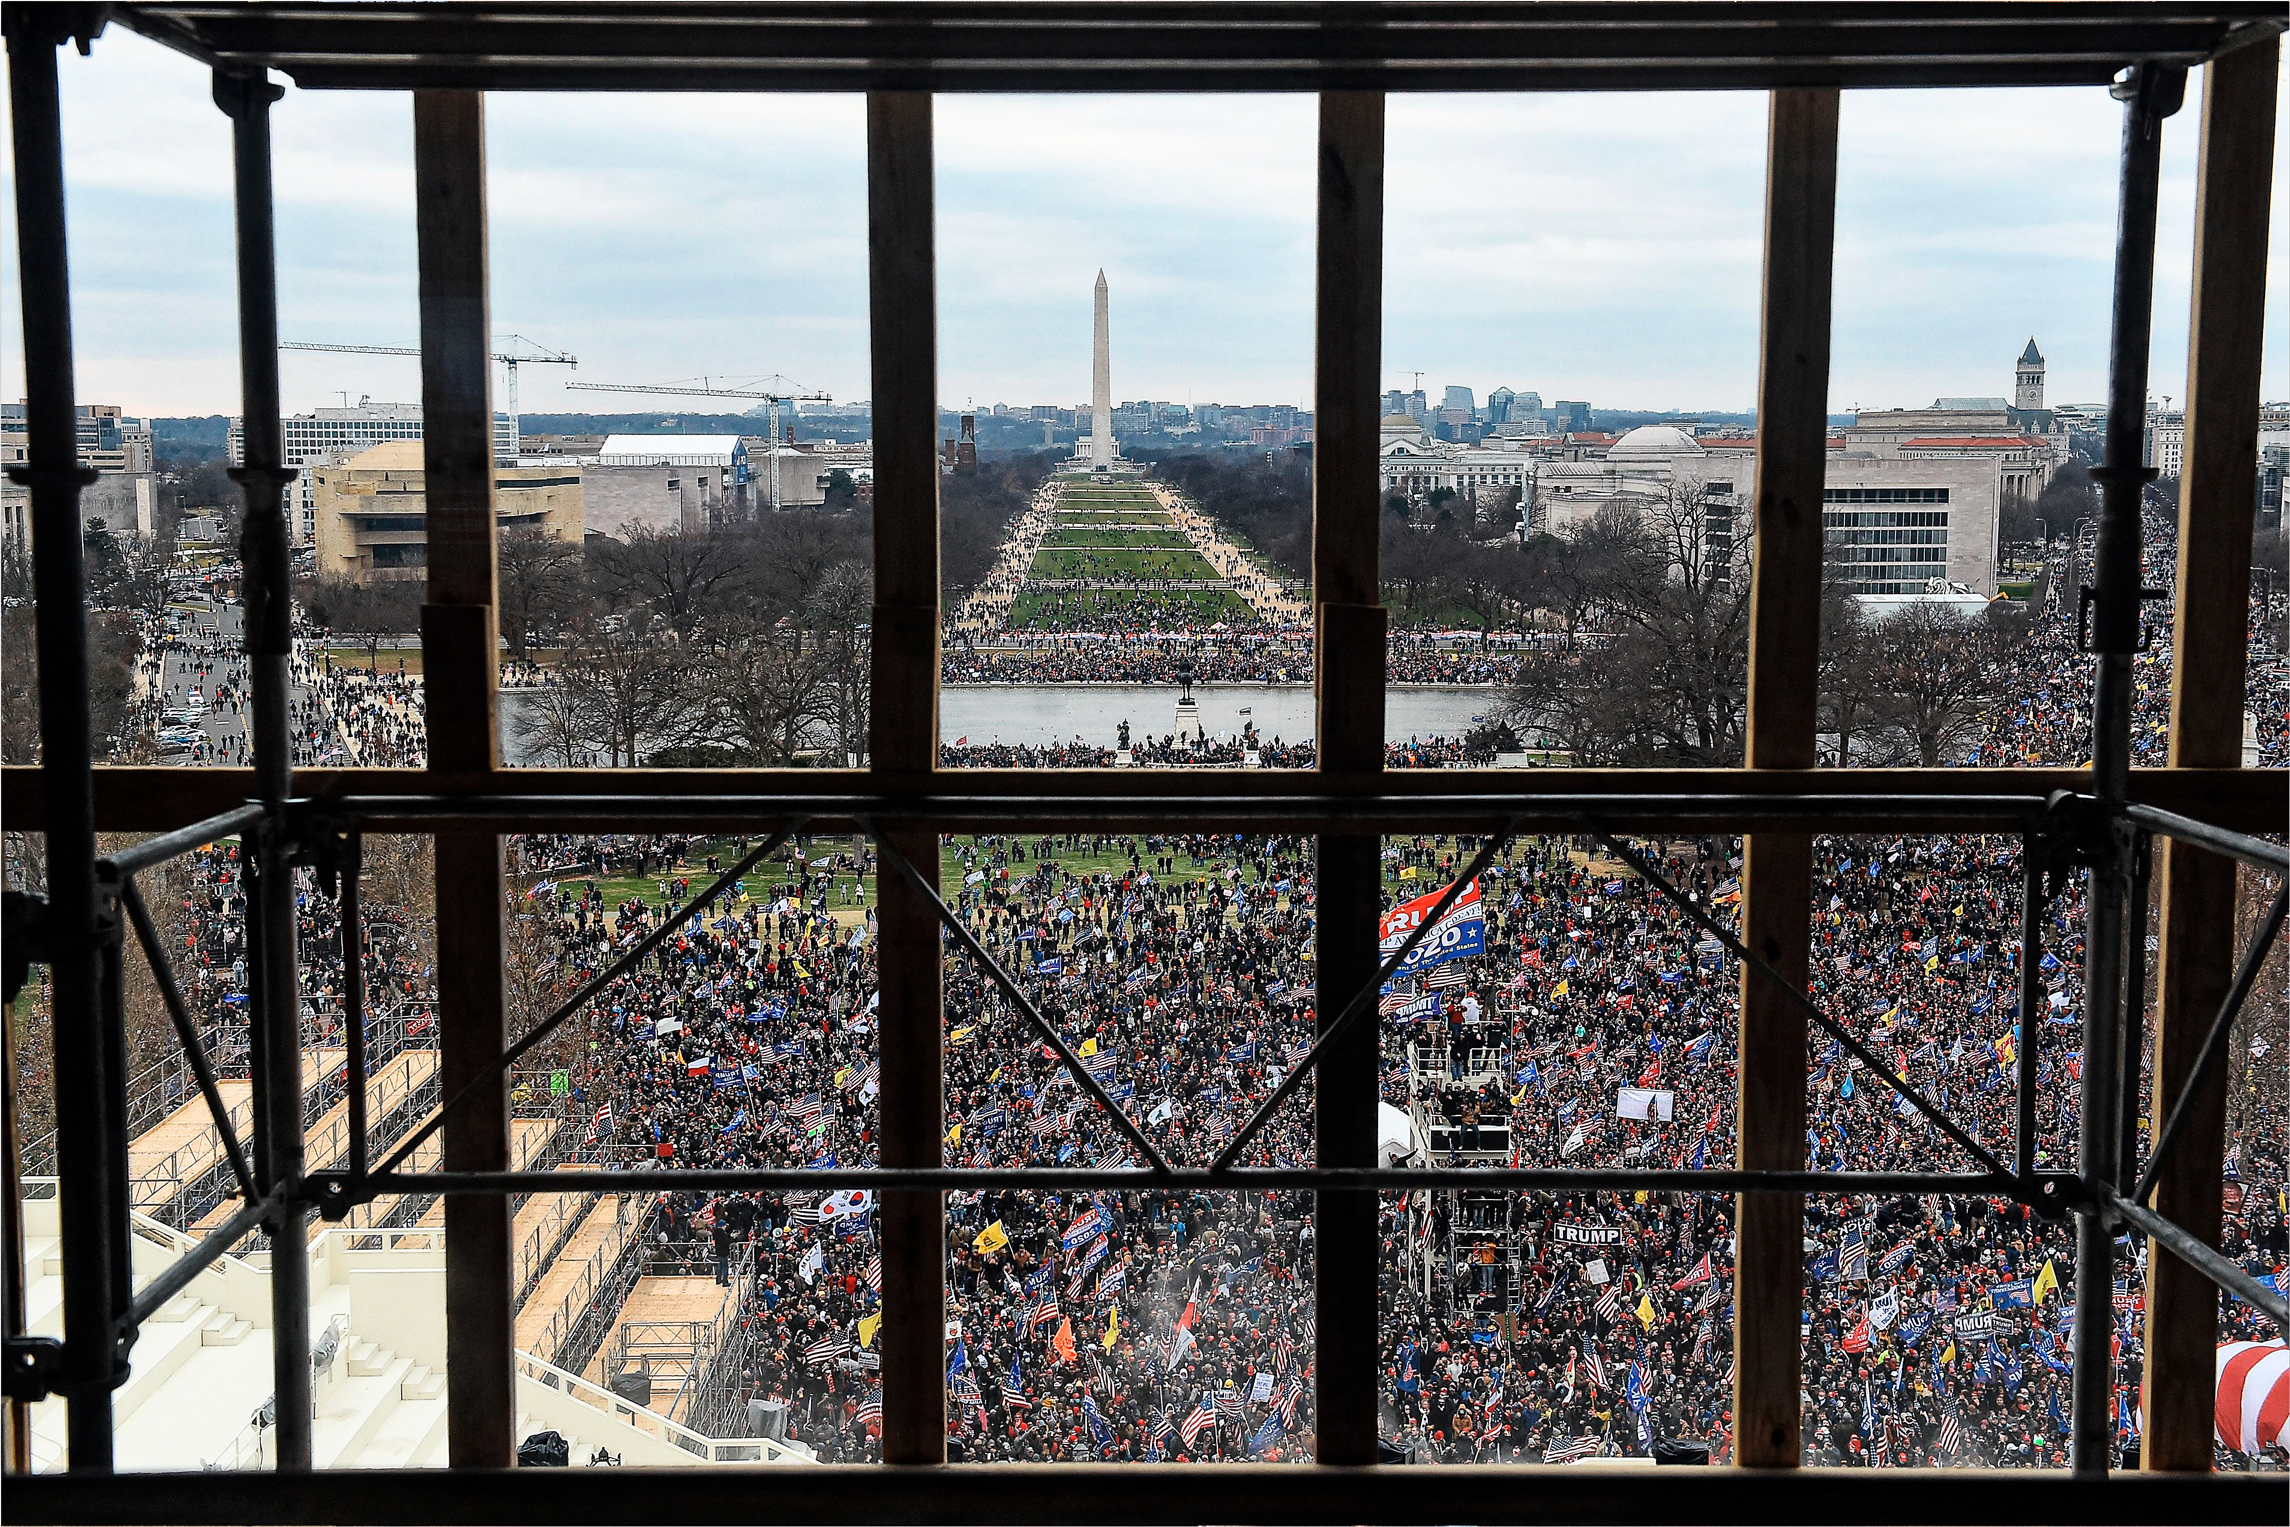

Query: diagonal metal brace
[
  {"left": 368, "top": 820, "right": 807, "bottom": 1184},
  {"left": 867, "top": 825, "right": 1173, "bottom": 1176},
  {"left": 1582, "top": 817, "right": 2012, "bottom": 1181},
  {"left": 1211, "top": 822, "right": 1521, "bottom": 1173},
  {"left": 115, "top": 874, "right": 260, "bottom": 1208},
  {"left": 2130, "top": 878, "right": 2287, "bottom": 1209},
  {"left": 2103, "top": 1186, "right": 2289, "bottom": 1335}
]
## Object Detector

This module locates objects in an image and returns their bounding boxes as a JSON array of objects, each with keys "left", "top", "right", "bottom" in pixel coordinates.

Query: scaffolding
[{"left": 1, "top": 2, "right": 2284, "bottom": 1521}]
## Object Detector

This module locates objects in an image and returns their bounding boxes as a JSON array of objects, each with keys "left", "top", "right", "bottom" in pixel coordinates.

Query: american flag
[
  {"left": 804, "top": 1333, "right": 851, "bottom": 1366},
  {"left": 1937, "top": 1405, "right": 1963, "bottom": 1456},
  {"left": 1595, "top": 1285, "right": 1624, "bottom": 1322},
  {"left": 1275, "top": 1375, "right": 1303, "bottom": 1428},
  {"left": 790, "top": 1092, "right": 824, "bottom": 1122},
  {"left": 591, "top": 1100, "right": 614, "bottom": 1132},
  {"left": 1546, "top": 1435, "right": 1601, "bottom": 1464},
  {"left": 1032, "top": 1111, "right": 1062, "bottom": 1137},
  {"left": 1377, "top": 990, "right": 1414, "bottom": 1016},
  {"left": 1150, "top": 1410, "right": 1175, "bottom": 1455},
  {"left": 853, "top": 1390, "right": 882, "bottom": 1426},
  {"left": 863, "top": 1253, "right": 882, "bottom": 1292},
  {"left": 1029, "top": 1291, "right": 1061, "bottom": 1329},
  {"left": 1212, "top": 1386, "right": 1243, "bottom": 1419},
  {"left": 1002, "top": 1383, "right": 1032, "bottom": 1410},
  {"left": 844, "top": 1060, "right": 880, "bottom": 1093},
  {"left": 1179, "top": 1394, "right": 1219, "bottom": 1446}
]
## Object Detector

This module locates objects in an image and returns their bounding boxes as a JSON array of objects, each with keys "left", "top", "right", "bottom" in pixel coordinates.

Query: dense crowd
[
  {"left": 505, "top": 815, "right": 2282, "bottom": 1469},
  {"left": 940, "top": 633, "right": 1538, "bottom": 687}
]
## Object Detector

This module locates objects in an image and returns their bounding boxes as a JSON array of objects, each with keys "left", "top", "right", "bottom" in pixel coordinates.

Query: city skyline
[{"left": 4, "top": 25, "right": 2284, "bottom": 421}]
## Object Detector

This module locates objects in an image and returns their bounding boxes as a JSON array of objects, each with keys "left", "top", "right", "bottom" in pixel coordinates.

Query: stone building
[{"left": 310, "top": 438, "right": 582, "bottom": 579}]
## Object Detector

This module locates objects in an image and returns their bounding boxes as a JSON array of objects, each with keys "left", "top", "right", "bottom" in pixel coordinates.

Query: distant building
[
  {"left": 1378, "top": 435, "right": 1534, "bottom": 512},
  {"left": 229, "top": 401, "right": 518, "bottom": 544},
  {"left": 582, "top": 434, "right": 749, "bottom": 537},
  {"left": 1442, "top": 385, "right": 1476, "bottom": 416},
  {"left": 1843, "top": 340, "right": 2072, "bottom": 506},
  {"left": 1486, "top": 387, "right": 1517, "bottom": 425},
  {"left": 2145, "top": 409, "right": 2186, "bottom": 478},
  {"left": 310, "top": 438, "right": 580, "bottom": 579},
  {"left": 2, "top": 401, "right": 157, "bottom": 548},
  {"left": 1532, "top": 424, "right": 2001, "bottom": 596},
  {"left": 2015, "top": 337, "right": 2046, "bottom": 410}
]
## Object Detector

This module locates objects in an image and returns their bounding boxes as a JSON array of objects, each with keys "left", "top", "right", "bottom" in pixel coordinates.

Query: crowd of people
[
  {"left": 502, "top": 818, "right": 2282, "bottom": 1468},
  {"left": 939, "top": 632, "right": 1540, "bottom": 687}
]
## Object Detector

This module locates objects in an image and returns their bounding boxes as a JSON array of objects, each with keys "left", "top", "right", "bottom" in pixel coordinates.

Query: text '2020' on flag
[{"left": 1378, "top": 879, "right": 1485, "bottom": 977}]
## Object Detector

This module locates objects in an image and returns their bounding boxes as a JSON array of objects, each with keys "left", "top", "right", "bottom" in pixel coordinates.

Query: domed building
[{"left": 1604, "top": 423, "right": 1706, "bottom": 459}]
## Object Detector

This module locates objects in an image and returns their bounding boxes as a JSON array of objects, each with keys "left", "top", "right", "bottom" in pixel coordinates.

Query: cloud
[{"left": 4, "top": 31, "right": 2282, "bottom": 422}]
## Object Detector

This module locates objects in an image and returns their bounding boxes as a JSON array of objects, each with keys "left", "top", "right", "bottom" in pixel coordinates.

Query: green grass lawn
[
  {"left": 1026, "top": 546, "right": 1223, "bottom": 581},
  {"left": 1041, "top": 526, "right": 1192, "bottom": 549},
  {"left": 1051, "top": 510, "right": 1173, "bottom": 526},
  {"left": 1008, "top": 588, "right": 1260, "bottom": 627}
]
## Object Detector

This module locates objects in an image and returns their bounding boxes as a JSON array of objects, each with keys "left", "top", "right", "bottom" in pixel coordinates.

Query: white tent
[{"left": 1378, "top": 1101, "right": 1416, "bottom": 1166}]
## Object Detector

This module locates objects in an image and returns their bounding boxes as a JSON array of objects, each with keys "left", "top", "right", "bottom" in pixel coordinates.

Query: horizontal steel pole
[
  {"left": 2121, "top": 800, "right": 2290, "bottom": 873},
  {"left": 8, "top": 1458, "right": 2284, "bottom": 1526},
  {"left": 2104, "top": 1188, "right": 2290, "bottom": 1333},
  {"left": 93, "top": 803, "right": 270, "bottom": 878},
  {"left": 13, "top": 764, "right": 2281, "bottom": 835},
  {"left": 117, "top": 1195, "right": 272, "bottom": 1331},
  {"left": 366, "top": 1166, "right": 2011, "bottom": 1196}
]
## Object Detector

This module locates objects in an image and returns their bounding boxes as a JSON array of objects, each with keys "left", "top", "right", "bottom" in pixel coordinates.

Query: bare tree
[
  {"left": 546, "top": 617, "right": 707, "bottom": 766},
  {"left": 587, "top": 527, "right": 752, "bottom": 644},
  {"left": 1865, "top": 602, "right": 2012, "bottom": 766},
  {"left": 497, "top": 527, "right": 583, "bottom": 662}
]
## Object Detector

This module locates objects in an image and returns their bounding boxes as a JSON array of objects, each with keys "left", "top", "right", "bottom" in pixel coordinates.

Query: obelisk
[{"left": 1090, "top": 269, "right": 1115, "bottom": 470}]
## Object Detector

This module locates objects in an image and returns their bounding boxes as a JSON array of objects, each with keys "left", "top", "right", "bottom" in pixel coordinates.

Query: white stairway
[{"left": 15, "top": 1190, "right": 810, "bottom": 1470}]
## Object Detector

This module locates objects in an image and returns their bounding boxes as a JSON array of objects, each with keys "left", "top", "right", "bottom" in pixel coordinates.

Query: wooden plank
[
  {"left": 1309, "top": 88, "right": 1385, "bottom": 1470},
  {"left": 1733, "top": 85, "right": 1839, "bottom": 1472},
  {"left": 2142, "top": 34, "right": 2278, "bottom": 1476},
  {"left": 866, "top": 89, "right": 945, "bottom": 1467},
  {"left": 412, "top": 86, "right": 514, "bottom": 1472}
]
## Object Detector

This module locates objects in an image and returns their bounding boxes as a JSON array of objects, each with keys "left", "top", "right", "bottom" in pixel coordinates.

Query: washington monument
[{"left": 1087, "top": 268, "right": 1117, "bottom": 470}]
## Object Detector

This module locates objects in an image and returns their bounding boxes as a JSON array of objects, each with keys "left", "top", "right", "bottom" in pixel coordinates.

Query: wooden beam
[
  {"left": 1733, "top": 85, "right": 1839, "bottom": 1471},
  {"left": 412, "top": 87, "right": 513, "bottom": 1471},
  {"left": 1310, "top": 88, "right": 1385, "bottom": 1468},
  {"left": 866, "top": 88, "right": 945, "bottom": 1467},
  {"left": 2143, "top": 34, "right": 2277, "bottom": 1475}
]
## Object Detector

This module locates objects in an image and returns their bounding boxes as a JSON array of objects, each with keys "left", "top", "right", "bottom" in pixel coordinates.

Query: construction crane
[
  {"left": 561, "top": 377, "right": 831, "bottom": 512},
  {"left": 278, "top": 336, "right": 577, "bottom": 448}
]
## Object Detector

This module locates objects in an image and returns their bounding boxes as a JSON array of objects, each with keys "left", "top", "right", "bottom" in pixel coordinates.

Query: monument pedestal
[{"left": 1173, "top": 697, "right": 1201, "bottom": 743}]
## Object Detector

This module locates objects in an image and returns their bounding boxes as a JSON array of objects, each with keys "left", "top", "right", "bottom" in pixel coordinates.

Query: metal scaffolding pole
[
  {"left": 6, "top": 11, "right": 122, "bottom": 1471},
  {"left": 2070, "top": 59, "right": 2182, "bottom": 1479},
  {"left": 215, "top": 63, "right": 312, "bottom": 1471}
]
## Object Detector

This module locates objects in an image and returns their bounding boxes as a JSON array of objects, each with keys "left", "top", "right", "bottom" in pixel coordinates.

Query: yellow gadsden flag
[
  {"left": 973, "top": 1220, "right": 1009, "bottom": 1256},
  {"left": 1551, "top": 979, "right": 1570, "bottom": 999},
  {"left": 1079, "top": 1036, "right": 1099, "bottom": 1057},
  {"left": 2032, "top": 1258, "right": 2059, "bottom": 1305},
  {"left": 1103, "top": 1306, "right": 1120, "bottom": 1352},
  {"left": 856, "top": 1311, "right": 882, "bottom": 1349},
  {"left": 1636, "top": 1292, "right": 1658, "bottom": 1329}
]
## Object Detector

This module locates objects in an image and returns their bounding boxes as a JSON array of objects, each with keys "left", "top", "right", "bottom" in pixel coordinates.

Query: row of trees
[{"left": 297, "top": 458, "right": 1043, "bottom": 766}]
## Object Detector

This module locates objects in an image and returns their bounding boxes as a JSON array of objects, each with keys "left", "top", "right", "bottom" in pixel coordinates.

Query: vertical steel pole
[
  {"left": 6, "top": 14, "right": 119, "bottom": 1470},
  {"left": 1310, "top": 90, "right": 1385, "bottom": 1468},
  {"left": 215, "top": 65, "right": 311, "bottom": 1471},
  {"left": 2071, "top": 60, "right": 2182, "bottom": 1480},
  {"left": 865, "top": 90, "right": 945, "bottom": 1466}
]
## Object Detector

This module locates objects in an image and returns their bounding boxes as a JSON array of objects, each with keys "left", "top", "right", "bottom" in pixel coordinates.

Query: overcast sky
[{"left": 3, "top": 24, "right": 2283, "bottom": 420}]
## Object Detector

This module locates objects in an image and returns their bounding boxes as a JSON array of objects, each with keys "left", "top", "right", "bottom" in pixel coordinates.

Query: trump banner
[{"left": 1378, "top": 879, "right": 1485, "bottom": 977}]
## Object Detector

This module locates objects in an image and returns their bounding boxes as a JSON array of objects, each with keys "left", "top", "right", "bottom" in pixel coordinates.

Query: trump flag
[{"left": 1378, "top": 879, "right": 1485, "bottom": 977}]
